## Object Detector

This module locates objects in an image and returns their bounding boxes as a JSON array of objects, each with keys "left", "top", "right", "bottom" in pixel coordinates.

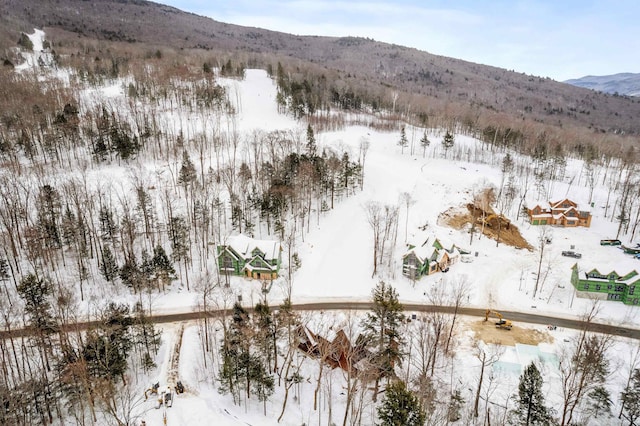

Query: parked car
[
  {"left": 562, "top": 250, "right": 582, "bottom": 259},
  {"left": 600, "top": 239, "right": 622, "bottom": 246}
]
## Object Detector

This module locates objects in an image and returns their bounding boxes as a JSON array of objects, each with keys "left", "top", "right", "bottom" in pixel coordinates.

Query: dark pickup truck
[{"left": 562, "top": 250, "right": 582, "bottom": 259}]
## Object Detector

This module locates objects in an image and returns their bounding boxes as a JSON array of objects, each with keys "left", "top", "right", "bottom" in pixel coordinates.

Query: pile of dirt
[
  {"left": 438, "top": 190, "right": 533, "bottom": 250},
  {"left": 470, "top": 320, "right": 553, "bottom": 346}
]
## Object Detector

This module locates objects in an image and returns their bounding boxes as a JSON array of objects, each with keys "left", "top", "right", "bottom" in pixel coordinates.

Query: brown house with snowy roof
[
  {"left": 528, "top": 198, "right": 592, "bottom": 227},
  {"left": 295, "top": 326, "right": 372, "bottom": 374}
]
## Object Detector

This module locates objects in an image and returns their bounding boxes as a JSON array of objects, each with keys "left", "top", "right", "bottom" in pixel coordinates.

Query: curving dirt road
[{"left": 2, "top": 302, "right": 638, "bottom": 340}]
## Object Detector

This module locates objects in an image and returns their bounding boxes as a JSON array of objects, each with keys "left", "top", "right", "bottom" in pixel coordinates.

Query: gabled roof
[
  {"left": 527, "top": 197, "right": 591, "bottom": 213},
  {"left": 550, "top": 198, "right": 577, "bottom": 209},
  {"left": 581, "top": 268, "right": 640, "bottom": 284},
  {"left": 223, "top": 234, "right": 280, "bottom": 261},
  {"left": 402, "top": 235, "right": 465, "bottom": 263},
  {"left": 245, "top": 254, "right": 277, "bottom": 271}
]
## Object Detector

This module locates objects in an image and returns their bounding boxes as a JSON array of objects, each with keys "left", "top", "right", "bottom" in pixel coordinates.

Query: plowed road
[{"left": 2, "top": 303, "right": 638, "bottom": 340}]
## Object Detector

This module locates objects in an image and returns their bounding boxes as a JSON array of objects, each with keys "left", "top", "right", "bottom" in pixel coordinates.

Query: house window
[
  {"left": 616, "top": 286, "right": 625, "bottom": 292},
  {"left": 634, "top": 299, "right": 639, "bottom": 305},
  {"left": 222, "top": 256, "right": 233, "bottom": 270},
  {"left": 582, "top": 283, "right": 589, "bottom": 290},
  {"left": 607, "top": 285, "right": 612, "bottom": 290},
  {"left": 595, "top": 285, "right": 601, "bottom": 291},
  {"left": 631, "top": 286, "right": 636, "bottom": 295}
]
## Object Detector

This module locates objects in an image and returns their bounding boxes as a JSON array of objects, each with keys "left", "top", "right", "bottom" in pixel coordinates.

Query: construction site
[
  {"left": 439, "top": 188, "right": 533, "bottom": 251},
  {"left": 141, "top": 325, "right": 187, "bottom": 425},
  {"left": 470, "top": 311, "right": 554, "bottom": 347}
]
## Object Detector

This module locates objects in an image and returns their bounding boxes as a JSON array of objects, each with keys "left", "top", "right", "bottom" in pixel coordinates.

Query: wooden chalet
[
  {"left": 295, "top": 325, "right": 371, "bottom": 374},
  {"left": 528, "top": 198, "right": 592, "bottom": 227}
]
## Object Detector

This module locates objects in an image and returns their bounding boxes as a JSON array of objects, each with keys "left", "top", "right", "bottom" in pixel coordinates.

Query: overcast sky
[{"left": 160, "top": 0, "right": 638, "bottom": 82}]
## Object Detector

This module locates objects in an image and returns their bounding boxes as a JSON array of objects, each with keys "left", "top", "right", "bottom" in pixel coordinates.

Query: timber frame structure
[{"left": 528, "top": 198, "right": 592, "bottom": 227}]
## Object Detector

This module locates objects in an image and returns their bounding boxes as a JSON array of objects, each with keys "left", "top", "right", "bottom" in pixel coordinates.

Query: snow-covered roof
[
  {"left": 527, "top": 197, "right": 591, "bottom": 212},
  {"left": 245, "top": 255, "right": 278, "bottom": 271},
  {"left": 579, "top": 266, "right": 640, "bottom": 284},
  {"left": 403, "top": 234, "right": 464, "bottom": 263},
  {"left": 224, "top": 234, "right": 280, "bottom": 260}
]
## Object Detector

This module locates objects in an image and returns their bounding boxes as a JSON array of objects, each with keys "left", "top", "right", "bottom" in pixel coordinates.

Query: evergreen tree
[
  {"left": 131, "top": 302, "right": 161, "bottom": 372},
  {"left": 135, "top": 184, "right": 155, "bottom": 240},
  {"left": 248, "top": 353, "right": 274, "bottom": 407},
  {"left": 120, "top": 255, "right": 145, "bottom": 292},
  {"left": 98, "top": 206, "right": 119, "bottom": 242},
  {"left": 622, "top": 369, "right": 640, "bottom": 425},
  {"left": 168, "top": 215, "right": 189, "bottom": 263},
  {"left": 502, "top": 152, "right": 514, "bottom": 175},
  {"left": 398, "top": 126, "right": 408, "bottom": 154},
  {"left": 83, "top": 303, "right": 133, "bottom": 383},
  {"left": 140, "top": 249, "right": 154, "bottom": 286},
  {"left": 110, "top": 123, "right": 139, "bottom": 160},
  {"left": 60, "top": 206, "right": 77, "bottom": 248},
  {"left": 93, "top": 135, "right": 109, "bottom": 162},
  {"left": 152, "top": 245, "right": 176, "bottom": 291},
  {"left": 377, "top": 380, "right": 425, "bottom": 426},
  {"left": 511, "top": 362, "right": 553, "bottom": 425},
  {"left": 37, "top": 184, "right": 62, "bottom": 248},
  {"left": 17, "top": 273, "right": 57, "bottom": 335},
  {"left": 178, "top": 150, "right": 197, "bottom": 187},
  {"left": 254, "top": 301, "right": 276, "bottom": 372},
  {"left": 306, "top": 124, "right": 317, "bottom": 157},
  {"left": 218, "top": 303, "right": 275, "bottom": 406},
  {"left": 17, "top": 32, "right": 34, "bottom": 50},
  {"left": 219, "top": 303, "right": 252, "bottom": 402},
  {"left": 361, "top": 281, "right": 405, "bottom": 400},
  {"left": 99, "top": 245, "right": 119, "bottom": 282},
  {"left": 586, "top": 385, "right": 611, "bottom": 419},
  {"left": 419, "top": 131, "right": 430, "bottom": 157},
  {"left": 442, "top": 130, "right": 455, "bottom": 157}
]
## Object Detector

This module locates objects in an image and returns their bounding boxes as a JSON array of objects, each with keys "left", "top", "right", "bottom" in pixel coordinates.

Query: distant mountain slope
[
  {"left": 565, "top": 73, "right": 640, "bottom": 97},
  {"left": 1, "top": 0, "right": 640, "bottom": 135}
]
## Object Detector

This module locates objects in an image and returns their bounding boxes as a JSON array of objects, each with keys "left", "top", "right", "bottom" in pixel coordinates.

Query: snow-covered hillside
[{"left": 4, "top": 29, "right": 640, "bottom": 426}]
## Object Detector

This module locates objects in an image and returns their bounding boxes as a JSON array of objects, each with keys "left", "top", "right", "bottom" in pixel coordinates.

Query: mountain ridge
[
  {"left": 1, "top": 0, "right": 640, "bottom": 137},
  {"left": 565, "top": 72, "right": 640, "bottom": 97}
]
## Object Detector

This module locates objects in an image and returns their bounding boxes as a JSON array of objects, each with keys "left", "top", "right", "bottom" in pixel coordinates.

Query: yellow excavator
[{"left": 484, "top": 309, "right": 513, "bottom": 330}]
